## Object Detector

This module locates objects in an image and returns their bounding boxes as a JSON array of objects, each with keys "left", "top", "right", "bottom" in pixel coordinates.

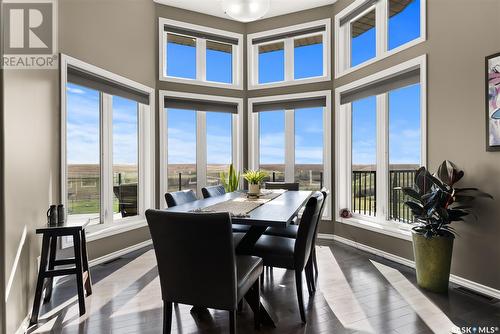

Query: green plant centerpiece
[
  {"left": 220, "top": 164, "right": 240, "bottom": 192},
  {"left": 242, "top": 169, "right": 268, "bottom": 195},
  {"left": 401, "top": 160, "right": 492, "bottom": 293}
]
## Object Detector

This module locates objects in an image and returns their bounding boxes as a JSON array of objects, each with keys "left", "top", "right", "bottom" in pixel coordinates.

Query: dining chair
[
  {"left": 201, "top": 185, "right": 251, "bottom": 234},
  {"left": 264, "top": 182, "right": 300, "bottom": 191},
  {"left": 145, "top": 210, "right": 263, "bottom": 334},
  {"left": 251, "top": 191, "right": 324, "bottom": 323},
  {"left": 264, "top": 188, "right": 329, "bottom": 286},
  {"left": 201, "top": 185, "right": 226, "bottom": 198},
  {"left": 164, "top": 189, "right": 197, "bottom": 207}
]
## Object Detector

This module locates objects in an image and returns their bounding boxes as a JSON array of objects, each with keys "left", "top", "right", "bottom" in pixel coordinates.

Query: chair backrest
[
  {"left": 113, "top": 183, "right": 138, "bottom": 217},
  {"left": 311, "top": 188, "right": 329, "bottom": 249},
  {"left": 294, "top": 192, "right": 324, "bottom": 270},
  {"left": 145, "top": 210, "right": 238, "bottom": 310},
  {"left": 164, "top": 189, "right": 197, "bottom": 207},
  {"left": 201, "top": 185, "right": 226, "bottom": 199},
  {"left": 265, "top": 182, "right": 299, "bottom": 191}
]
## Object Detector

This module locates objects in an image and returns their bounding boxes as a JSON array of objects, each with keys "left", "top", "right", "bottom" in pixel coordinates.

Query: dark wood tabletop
[
  {"left": 165, "top": 190, "right": 312, "bottom": 228},
  {"left": 36, "top": 220, "right": 91, "bottom": 234}
]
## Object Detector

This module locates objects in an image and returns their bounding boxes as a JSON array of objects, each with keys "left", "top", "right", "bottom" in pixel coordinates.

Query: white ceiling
[{"left": 154, "top": 0, "right": 337, "bottom": 22}]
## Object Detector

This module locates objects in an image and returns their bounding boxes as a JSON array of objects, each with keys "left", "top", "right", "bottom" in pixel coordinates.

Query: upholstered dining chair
[
  {"left": 201, "top": 185, "right": 226, "bottom": 198},
  {"left": 264, "top": 182, "right": 300, "bottom": 191},
  {"left": 201, "top": 185, "right": 251, "bottom": 234},
  {"left": 264, "top": 188, "right": 329, "bottom": 287},
  {"left": 164, "top": 189, "right": 197, "bottom": 208},
  {"left": 251, "top": 191, "right": 324, "bottom": 323},
  {"left": 145, "top": 210, "right": 263, "bottom": 334}
]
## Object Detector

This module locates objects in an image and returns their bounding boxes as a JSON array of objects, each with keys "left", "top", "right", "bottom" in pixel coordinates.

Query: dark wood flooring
[{"left": 29, "top": 240, "right": 500, "bottom": 333}]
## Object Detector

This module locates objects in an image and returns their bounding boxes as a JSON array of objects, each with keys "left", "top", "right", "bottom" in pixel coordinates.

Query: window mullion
[
  {"left": 376, "top": 93, "right": 388, "bottom": 222},
  {"left": 197, "top": 38, "right": 206, "bottom": 81},
  {"left": 284, "top": 38, "right": 294, "bottom": 82},
  {"left": 376, "top": 0, "right": 388, "bottom": 56},
  {"left": 250, "top": 112, "right": 259, "bottom": 170},
  {"left": 197, "top": 111, "right": 207, "bottom": 196},
  {"left": 284, "top": 109, "right": 295, "bottom": 183},
  {"left": 101, "top": 93, "right": 113, "bottom": 224}
]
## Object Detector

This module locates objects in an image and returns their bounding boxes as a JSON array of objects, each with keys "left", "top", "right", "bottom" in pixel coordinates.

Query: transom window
[
  {"left": 335, "top": 0, "right": 425, "bottom": 77},
  {"left": 336, "top": 56, "right": 426, "bottom": 230},
  {"left": 248, "top": 19, "right": 331, "bottom": 89},
  {"left": 160, "top": 91, "right": 243, "bottom": 203},
  {"left": 249, "top": 91, "right": 332, "bottom": 218},
  {"left": 61, "top": 55, "right": 154, "bottom": 226},
  {"left": 160, "top": 18, "right": 243, "bottom": 89}
]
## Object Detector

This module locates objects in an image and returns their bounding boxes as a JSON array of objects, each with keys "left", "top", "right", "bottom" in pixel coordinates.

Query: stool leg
[
  {"left": 43, "top": 236, "right": 57, "bottom": 303},
  {"left": 80, "top": 229, "right": 92, "bottom": 296},
  {"left": 73, "top": 231, "right": 86, "bottom": 316},
  {"left": 29, "top": 234, "right": 51, "bottom": 327}
]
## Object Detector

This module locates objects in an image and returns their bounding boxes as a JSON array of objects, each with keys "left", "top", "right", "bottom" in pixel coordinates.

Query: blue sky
[{"left": 69, "top": 0, "right": 420, "bottom": 168}]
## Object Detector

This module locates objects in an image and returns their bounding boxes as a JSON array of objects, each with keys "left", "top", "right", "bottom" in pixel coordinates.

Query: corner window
[
  {"left": 336, "top": 0, "right": 425, "bottom": 77},
  {"left": 336, "top": 56, "right": 426, "bottom": 227},
  {"left": 62, "top": 55, "right": 154, "bottom": 226},
  {"left": 248, "top": 19, "right": 331, "bottom": 89},
  {"left": 160, "top": 18, "right": 243, "bottom": 89}
]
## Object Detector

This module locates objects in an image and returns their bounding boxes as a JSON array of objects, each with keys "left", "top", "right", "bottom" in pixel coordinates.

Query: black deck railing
[{"left": 352, "top": 169, "right": 417, "bottom": 223}]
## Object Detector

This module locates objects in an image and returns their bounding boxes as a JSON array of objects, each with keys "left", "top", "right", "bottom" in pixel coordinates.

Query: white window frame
[
  {"left": 159, "top": 90, "right": 244, "bottom": 206},
  {"left": 335, "top": 55, "right": 427, "bottom": 240},
  {"left": 247, "top": 19, "right": 331, "bottom": 90},
  {"left": 335, "top": 0, "right": 426, "bottom": 78},
  {"left": 159, "top": 18, "right": 243, "bottom": 90},
  {"left": 60, "top": 54, "right": 156, "bottom": 244},
  {"left": 248, "top": 90, "right": 332, "bottom": 219}
]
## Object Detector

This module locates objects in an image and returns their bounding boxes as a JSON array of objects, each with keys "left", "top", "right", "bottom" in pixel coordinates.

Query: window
[
  {"left": 336, "top": 55, "right": 426, "bottom": 233},
  {"left": 335, "top": 0, "right": 425, "bottom": 77},
  {"left": 61, "top": 55, "right": 154, "bottom": 227},
  {"left": 259, "top": 110, "right": 285, "bottom": 181},
  {"left": 161, "top": 91, "right": 243, "bottom": 202},
  {"left": 258, "top": 42, "right": 285, "bottom": 84},
  {"left": 350, "top": 9, "right": 376, "bottom": 67},
  {"left": 160, "top": 18, "right": 243, "bottom": 89},
  {"left": 66, "top": 83, "right": 100, "bottom": 224},
  {"left": 112, "top": 96, "right": 139, "bottom": 220},
  {"left": 248, "top": 19, "right": 331, "bottom": 89},
  {"left": 294, "top": 35, "right": 323, "bottom": 79},
  {"left": 249, "top": 91, "right": 332, "bottom": 217}
]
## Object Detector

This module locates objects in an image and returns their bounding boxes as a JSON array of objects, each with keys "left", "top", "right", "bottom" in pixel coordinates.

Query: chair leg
[
  {"left": 313, "top": 248, "right": 319, "bottom": 279},
  {"left": 237, "top": 299, "right": 244, "bottom": 312},
  {"left": 305, "top": 261, "right": 314, "bottom": 296},
  {"left": 252, "top": 277, "right": 261, "bottom": 330},
  {"left": 229, "top": 310, "right": 236, "bottom": 334},
  {"left": 295, "top": 269, "right": 306, "bottom": 324},
  {"left": 163, "top": 301, "right": 172, "bottom": 334}
]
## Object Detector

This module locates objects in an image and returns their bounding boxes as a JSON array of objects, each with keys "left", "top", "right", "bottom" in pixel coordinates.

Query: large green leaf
[
  {"left": 401, "top": 187, "right": 422, "bottom": 201},
  {"left": 437, "top": 160, "right": 464, "bottom": 186},
  {"left": 455, "top": 188, "right": 493, "bottom": 199}
]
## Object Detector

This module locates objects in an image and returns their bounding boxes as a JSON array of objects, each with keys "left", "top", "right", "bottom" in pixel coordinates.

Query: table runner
[{"left": 194, "top": 190, "right": 286, "bottom": 216}]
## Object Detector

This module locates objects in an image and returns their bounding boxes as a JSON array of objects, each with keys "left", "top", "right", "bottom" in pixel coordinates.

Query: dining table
[{"left": 164, "top": 189, "right": 313, "bottom": 327}]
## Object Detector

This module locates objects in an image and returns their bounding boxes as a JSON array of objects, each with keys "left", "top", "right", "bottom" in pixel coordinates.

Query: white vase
[{"left": 249, "top": 183, "right": 260, "bottom": 195}]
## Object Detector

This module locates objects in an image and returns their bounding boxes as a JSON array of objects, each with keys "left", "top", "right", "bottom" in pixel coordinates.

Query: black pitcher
[{"left": 47, "top": 205, "right": 58, "bottom": 226}]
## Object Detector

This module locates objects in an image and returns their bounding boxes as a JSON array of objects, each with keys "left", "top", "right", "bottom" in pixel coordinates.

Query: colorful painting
[{"left": 487, "top": 53, "right": 500, "bottom": 150}]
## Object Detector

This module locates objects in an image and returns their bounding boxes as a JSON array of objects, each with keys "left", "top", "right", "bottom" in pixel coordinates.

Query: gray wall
[{"left": 2, "top": 0, "right": 500, "bottom": 332}]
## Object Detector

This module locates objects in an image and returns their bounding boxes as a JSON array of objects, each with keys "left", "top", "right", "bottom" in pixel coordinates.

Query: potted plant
[
  {"left": 242, "top": 169, "right": 268, "bottom": 195},
  {"left": 220, "top": 164, "right": 240, "bottom": 192},
  {"left": 401, "top": 160, "right": 492, "bottom": 293}
]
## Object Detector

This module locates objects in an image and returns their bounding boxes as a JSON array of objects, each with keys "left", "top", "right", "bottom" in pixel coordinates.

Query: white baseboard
[
  {"left": 88, "top": 239, "right": 152, "bottom": 267},
  {"left": 318, "top": 233, "right": 500, "bottom": 300}
]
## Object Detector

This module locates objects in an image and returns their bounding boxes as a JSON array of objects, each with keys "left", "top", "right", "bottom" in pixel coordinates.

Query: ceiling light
[{"left": 221, "top": 0, "right": 270, "bottom": 22}]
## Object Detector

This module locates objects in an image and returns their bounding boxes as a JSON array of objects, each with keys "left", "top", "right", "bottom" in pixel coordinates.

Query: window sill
[
  {"left": 61, "top": 218, "right": 148, "bottom": 249},
  {"left": 335, "top": 37, "right": 425, "bottom": 79},
  {"left": 160, "top": 75, "right": 243, "bottom": 90},
  {"left": 337, "top": 216, "right": 413, "bottom": 241},
  {"left": 248, "top": 75, "right": 330, "bottom": 90}
]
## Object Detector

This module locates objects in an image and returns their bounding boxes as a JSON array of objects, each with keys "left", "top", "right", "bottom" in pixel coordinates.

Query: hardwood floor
[{"left": 29, "top": 240, "right": 500, "bottom": 334}]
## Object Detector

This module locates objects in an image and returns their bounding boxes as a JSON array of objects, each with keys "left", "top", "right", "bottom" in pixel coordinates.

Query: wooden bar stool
[{"left": 29, "top": 222, "right": 92, "bottom": 327}]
